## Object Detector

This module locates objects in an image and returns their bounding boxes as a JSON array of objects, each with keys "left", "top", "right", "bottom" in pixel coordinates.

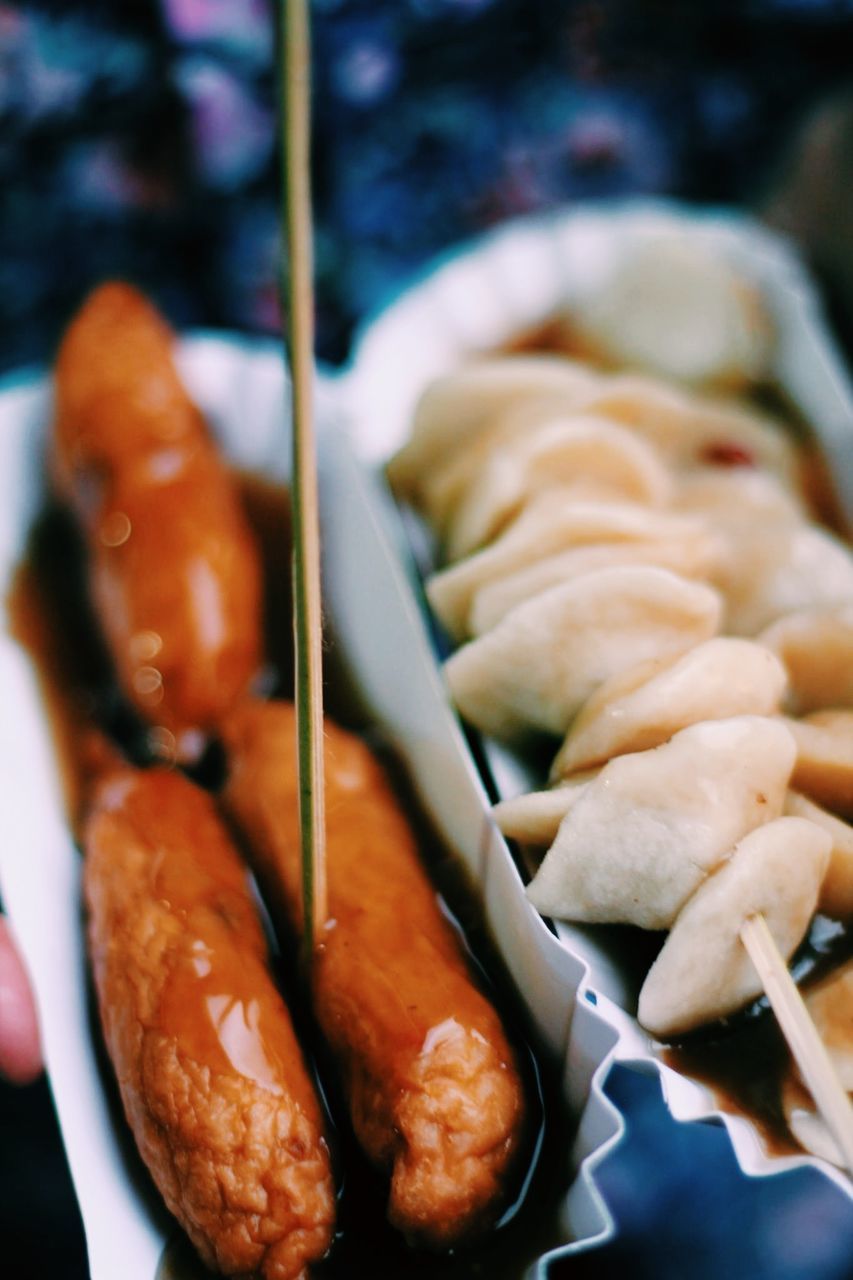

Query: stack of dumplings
[{"left": 391, "top": 349, "right": 853, "bottom": 1160}]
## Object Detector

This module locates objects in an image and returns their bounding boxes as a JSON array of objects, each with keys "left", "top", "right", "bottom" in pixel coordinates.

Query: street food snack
[
  {"left": 428, "top": 493, "right": 719, "bottom": 641},
  {"left": 53, "top": 283, "right": 262, "bottom": 755},
  {"left": 761, "top": 605, "right": 853, "bottom": 715},
  {"left": 386, "top": 356, "right": 601, "bottom": 521},
  {"left": 525, "top": 716, "right": 798, "bottom": 931},
  {"left": 638, "top": 817, "right": 830, "bottom": 1037},
  {"left": 562, "top": 234, "right": 774, "bottom": 389},
  {"left": 784, "top": 792, "right": 853, "bottom": 919},
  {"left": 8, "top": 215, "right": 850, "bottom": 1274},
  {"left": 220, "top": 699, "right": 527, "bottom": 1250},
  {"left": 34, "top": 285, "right": 538, "bottom": 1272},
  {"left": 444, "top": 413, "right": 672, "bottom": 560},
  {"left": 549, "top": 637, "right": 787, "bottom": 777},
  {"left": 445, "top": 565, "right": 721, "bottom": 743},
  {"left": 389, "top": 333, "right": 853, "bottom": 1136},
  {"left": 84, "top": 764, "right": 335, "bottom": 1279}
]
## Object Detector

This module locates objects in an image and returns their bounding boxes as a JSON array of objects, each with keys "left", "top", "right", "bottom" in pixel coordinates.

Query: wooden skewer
[
  {"left": 741, "top": 913, "right": 853, "bottom": 1176},
  {"left": 281, "top": 0, "right": 327, "bottom": 960}
]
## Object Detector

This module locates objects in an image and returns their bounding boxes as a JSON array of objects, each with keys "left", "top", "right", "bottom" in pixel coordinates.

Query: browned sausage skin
[
  {"left": 83, "top": 765, "right": 335, "bottom": 1279},
  {"left": 54, "top": 283, "right": 262, "bottom": 751},
  {"left": 220, "top": 700, "right": 526, "bottom": 1250}
]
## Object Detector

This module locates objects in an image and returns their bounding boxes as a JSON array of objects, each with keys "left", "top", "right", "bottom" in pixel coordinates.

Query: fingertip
[{"left": 0, "top": 916, "right": 43, "bottom": 1085}]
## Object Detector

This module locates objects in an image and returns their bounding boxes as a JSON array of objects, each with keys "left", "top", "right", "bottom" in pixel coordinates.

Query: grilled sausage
[
  {"left": 84, "top": 765, "right": 335, "bottom": 1279},
  {"left": 220, "top": 699, "right": 526, "bottom": 1250},
  {"left": 54, "top": 283, "right": 262, "bottom": 752}
]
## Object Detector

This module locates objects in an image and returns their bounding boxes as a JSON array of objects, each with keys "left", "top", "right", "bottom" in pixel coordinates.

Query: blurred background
[
  {"left": 2, "top": 0, "right": 853, "bottom": 372},
  {"left": 2, "top": 1, "right": 853, "bottom": 1277}
]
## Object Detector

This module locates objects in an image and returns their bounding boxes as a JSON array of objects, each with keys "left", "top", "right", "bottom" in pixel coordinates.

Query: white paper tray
[
  {"left": 0, "top": 336, "right": 593, "bottom": 1277},
  {"left": 336, "top": 198, "right": 853, "bottom": 1254}
]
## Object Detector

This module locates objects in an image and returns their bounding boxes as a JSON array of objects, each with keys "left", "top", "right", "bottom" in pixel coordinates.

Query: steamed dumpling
[
  {"left": 444, "top": 415, "right": 672, "bottom": 560},
  {"left": 527, "top": 716, "right": 797, "bottom": 929},
  {"left": 551, "top": 638, "right": 788, "bottom": 777},
  {"left": 388, "top": 357, "right": 600, "bottom": 502},
  {"left": 428, "top": 494, "right": 715, "bottom": 641},
  {"left": 567, "top": 234, "right": 773, "bottom": 390},
  {"left": 492, "top": 773, "right": 597, "bottom": 846},
  {"left": 674, "top": 466, "right": 805, "bottom": 525},
  {"left": 784, "top": 792, "right": 853, "bottom": 919},
  {"left": 444, "top": 566, "right": 722, "bottom": 744},
  {"left": 576, "top": 374, "right": 797, "bottom": 485},
  {"left": 638, "top": 816, "right": 829, "bottom": 1037},
  {"left": 704, "top": 517, "right": 853, "bottom": 636},
  {"left": 419, "top": 392, "right": 601, "bottom": 533},
  {"left": 760, "top": 604, "right": 853, "bottom": 715},
  {"left": 469, "top": 530, "right": 723, "bottom": 637},
  {"left": 786, "top": 710, "right": 853, "bottom": 819},
  {"left": 573, "top": 374, "right": 696, "bottom": 455}
]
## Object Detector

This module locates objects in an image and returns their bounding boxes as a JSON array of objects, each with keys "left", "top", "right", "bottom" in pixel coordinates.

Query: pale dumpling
[
  {"left": 387, "top": 357, "right": 600, "bottom": 502},
  {"left": 469, "top": 531, "right": 723, "bottom": 637},
  {"left": 786, "top": 710, "right": 853, "bottom": 819},
  {"left": 444, "top": 566, "right": 722, "bottom": 744},
  {"left": 563, "top": 373, "right": 694, "bottom": 456},
  {"left": 638, "top": 816, "right": 829, "bottom": 1038},
  {"left": 419, "top": 392, "right": 601, "bottom": 534},
  {"left": 784, "top": 792, "right": 853, "bottom": 919},
  {"left": 526, "top": 716, "right": 797, "bottom": 930},
  {"left": 674, "top": 401, "right": 799, "bottom": 488},
  {"left": 567, "top": 233, "right": 773, "bottom": 390},
  {"left": 576, "top": 375, "right": 797, "bottom": 485},
  {"left": 760, "top": 604, "right": 853, "bottom": 715},
  {"left": 674, "top": 465, "right": 805, "bottom": 525},
  {"left": 705, "top": 518, "right": 853, "bottom": 636},
  {"left": 428, "top": 494, "right": 715, "bottom": 641},
  {"left": 444, "top": 415, "right": 672, "bottom": 560},
  {"left": 551, "top": 638, "right": 788, "bottom": 777},
  {"left": 492, "top": 773, "right": 597, "bottom": 846}
]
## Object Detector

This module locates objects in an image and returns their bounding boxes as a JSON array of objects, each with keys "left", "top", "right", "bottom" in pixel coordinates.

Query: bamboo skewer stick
[
  {"left": 741, "top": 913, "right": 853, "bottom": 1176},
  {"left": 281, "top": 0, "right": 327, "bottom": 961}
]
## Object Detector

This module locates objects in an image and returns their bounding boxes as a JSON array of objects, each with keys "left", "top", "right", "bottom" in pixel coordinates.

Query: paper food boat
[
  {"left": 0, "top": 200, "right": 851, "bottom": 1279},
  {"left": 0, "top": 338, "right": 591, "bottom": 1278},
  {"left": 336, "top": 200, "right": 853, "bottom": 1245}
]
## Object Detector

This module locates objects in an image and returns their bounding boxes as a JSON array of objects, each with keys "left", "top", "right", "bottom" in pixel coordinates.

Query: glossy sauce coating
[
  {"left": 84, "top": 765, "right": 335, "bottom": 1279},
  {"left": 53, "top": 283, "right": 262, "bottom": 748},
  {"left": 220, "top": 700, "right": 526, "bottom": 1251}
]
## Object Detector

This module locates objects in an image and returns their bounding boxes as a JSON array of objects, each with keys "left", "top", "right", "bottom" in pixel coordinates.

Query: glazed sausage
[
  {"left": 54, "top": 283, "right": 262, "bottom": 752},
  {"left": 84, "top": 765, "right": 335, "bottom": 1279},
  {"left": 219, "top": 700, "right": 526, "bottom": 1250}
]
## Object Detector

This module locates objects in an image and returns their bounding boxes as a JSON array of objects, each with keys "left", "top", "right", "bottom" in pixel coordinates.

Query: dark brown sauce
[
  {"left": 7, "top": 477, "right": 574, "bottom": 1278},
  {"left": 663, "top": 916, "right": 853, "bottom": 1156},
  {"left": 240, "top": 474, "right": 295, "bottom": 700},
  {"left": 665, "top": 1010, "right": 798, "bottom": 1157},
  {"left": 8, "top": 505, "right": 148, "bottom": 834}
]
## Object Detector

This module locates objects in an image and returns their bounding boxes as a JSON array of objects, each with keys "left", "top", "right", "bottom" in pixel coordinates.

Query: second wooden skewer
[{"left": 741, "top": 912, "right": 853, "bottom": 1176}]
